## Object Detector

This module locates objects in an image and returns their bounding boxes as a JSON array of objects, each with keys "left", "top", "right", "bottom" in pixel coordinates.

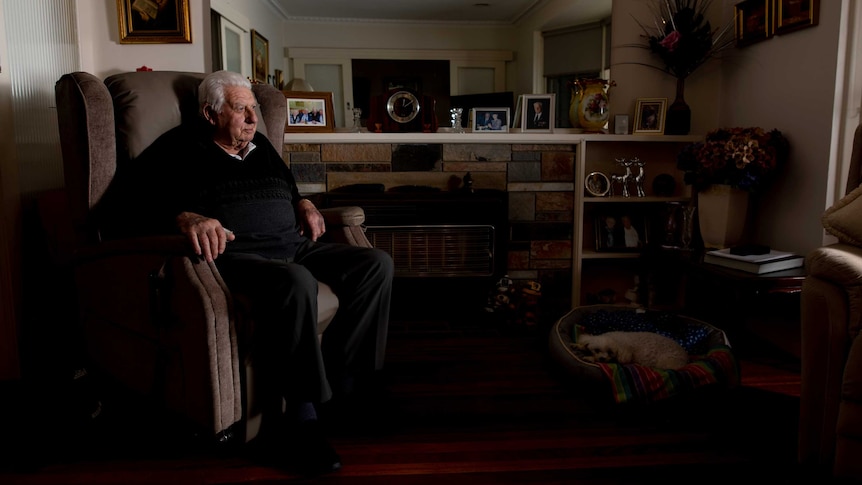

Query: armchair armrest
[
  {"left": 806, "top": 243, "right": 862, "bottom": 289},
  {"left": 319, "top": 206, "right": 365, "bottom": 227},
  {"left": 319, "top": 206, "right": 372, "bottom": 248}
]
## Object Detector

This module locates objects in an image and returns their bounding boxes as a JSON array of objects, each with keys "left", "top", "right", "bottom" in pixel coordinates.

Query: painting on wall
[
  {"left": 251, "top": 30, "right": 269, "bottom": 84},
  {"left": 775, "top": 0, "right": 819, "bottom": 35},
  {"left": 734, "top": 0, "right": 773, "bottom": 47},
  {"left": 117, "top": 0, "right": 191, "bottom": 44}
]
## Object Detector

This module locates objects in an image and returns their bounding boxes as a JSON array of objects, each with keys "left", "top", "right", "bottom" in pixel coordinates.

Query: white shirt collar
[{"left": 229, "top": 141, "right": 257, "bottom": 161}]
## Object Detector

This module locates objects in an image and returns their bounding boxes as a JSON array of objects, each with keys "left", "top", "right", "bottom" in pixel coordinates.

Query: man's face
[{"left": 210, "top": 86, "right": 258, "bottom": 150}]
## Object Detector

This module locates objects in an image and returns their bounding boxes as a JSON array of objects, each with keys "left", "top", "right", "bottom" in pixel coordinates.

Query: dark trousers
[{"left": 215, "top": 240, "right": 393, "bottom": 405}]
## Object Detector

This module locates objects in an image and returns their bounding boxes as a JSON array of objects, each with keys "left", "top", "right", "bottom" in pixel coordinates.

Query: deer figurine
[
  {"left": 610, "top": 157, "right": 631, "bottom": 197},
  {"left": 631, "top": 157, "right": 645, "bottom": 197}
]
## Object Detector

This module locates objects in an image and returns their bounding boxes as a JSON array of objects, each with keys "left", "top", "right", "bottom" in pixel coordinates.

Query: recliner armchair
[
  {"left": 799, "top": 123, "right": 862, "bottom": 480},
  {"left": 54, "top": 70, "right": 372, "bottom": 442}
]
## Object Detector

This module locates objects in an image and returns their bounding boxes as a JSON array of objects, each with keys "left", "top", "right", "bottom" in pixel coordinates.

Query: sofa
[{"left": 799, "top": 123, "right": 862, "bottom": 479}]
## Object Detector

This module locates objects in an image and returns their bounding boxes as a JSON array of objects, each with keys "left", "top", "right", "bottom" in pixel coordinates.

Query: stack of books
[{"left": 703, "top": 248, "right": 804, "bottom": 274}]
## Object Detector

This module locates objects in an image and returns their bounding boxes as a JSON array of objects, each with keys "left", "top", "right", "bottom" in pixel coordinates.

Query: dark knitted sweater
[{"left": 108, "top": 121, "right": 307, "bottom": 260}]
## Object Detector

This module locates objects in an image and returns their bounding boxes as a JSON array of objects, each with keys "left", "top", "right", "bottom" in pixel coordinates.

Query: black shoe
[{"left": 287, "top": 420, "right": 342, "bottom": 476}]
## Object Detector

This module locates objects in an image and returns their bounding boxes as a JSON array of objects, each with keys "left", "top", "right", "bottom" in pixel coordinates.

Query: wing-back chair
[
  {"left": 54, "top": 71, "right": 371, "bottom": 443},
  {"left": 799, "top": 122, "right": 862, "bottom": 479}
]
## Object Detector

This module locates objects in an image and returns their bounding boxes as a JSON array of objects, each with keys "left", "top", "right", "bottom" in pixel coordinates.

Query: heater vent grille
[{"left": 366, "top": 225, "right": 495, "bottom": 277}]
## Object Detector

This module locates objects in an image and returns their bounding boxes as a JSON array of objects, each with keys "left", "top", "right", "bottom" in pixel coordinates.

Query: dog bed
[{"left": 548, "top": 305, "right": 739, "bottom": 404}]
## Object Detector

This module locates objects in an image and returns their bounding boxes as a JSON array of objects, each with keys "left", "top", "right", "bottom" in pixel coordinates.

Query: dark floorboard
[{"left": 0, "top": 307, "right": 829, "bottom": 485}]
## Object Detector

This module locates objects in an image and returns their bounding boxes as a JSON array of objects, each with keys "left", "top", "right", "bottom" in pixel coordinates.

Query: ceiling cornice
[
  {"left": 263, "top": 0, "right": 290, "bottom": 20},
  {"left": 262, "top": 0, "right": 547, "bottom": 27}
]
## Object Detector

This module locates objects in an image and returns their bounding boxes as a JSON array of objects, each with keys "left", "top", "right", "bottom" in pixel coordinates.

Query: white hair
[{"left": 198, "top": 70, "right": 252, "bottom": 116}]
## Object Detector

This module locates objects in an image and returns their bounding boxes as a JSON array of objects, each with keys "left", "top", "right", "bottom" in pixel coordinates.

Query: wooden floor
[{"left": 0, "top": 309, "right": 825, "bottom": 485}]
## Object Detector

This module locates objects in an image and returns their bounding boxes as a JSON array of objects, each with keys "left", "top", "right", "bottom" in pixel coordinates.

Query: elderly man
[{"left": 107, "top": 70, "right": 393, "bottom": 475}]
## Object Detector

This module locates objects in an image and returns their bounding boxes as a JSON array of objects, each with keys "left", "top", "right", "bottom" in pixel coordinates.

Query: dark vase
[{"left": 665, "top": 77, "right": 691, "bottom": 135}]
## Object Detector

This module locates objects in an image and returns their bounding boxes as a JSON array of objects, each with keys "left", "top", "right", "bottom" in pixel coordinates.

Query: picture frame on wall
[
  {"left": 633, "top": 98, "right": 667, "bottom": 135},
  {"left": 284, "top": 91, "right": 335, "bottom": 133},
  {"left": 734, "top": 0, "right": 773, "bottom": 47},
  {"left": 472, "top": 108, "right": 510, "bottom": 133},
  {"left": 251, "top": 29, "right": 269, "bottom": 84},
  {"left": 774, "top": 0, "right": 819, "bottom": 35},
  {"left": 521, "top": 94, "right": 555, "bottom": 133},
  {"left": 117, "top": 0, "right": 192, "bottom": 44}
]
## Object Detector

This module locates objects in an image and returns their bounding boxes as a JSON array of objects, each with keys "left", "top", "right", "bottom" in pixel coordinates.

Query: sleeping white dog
[{"left": 573, "top": 331, "right": 689, "bottom": 370}]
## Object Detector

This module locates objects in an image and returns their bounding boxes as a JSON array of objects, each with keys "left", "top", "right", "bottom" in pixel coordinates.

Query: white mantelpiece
[{"left": 284, "top": 130, "right": 701, "bottom": 145}]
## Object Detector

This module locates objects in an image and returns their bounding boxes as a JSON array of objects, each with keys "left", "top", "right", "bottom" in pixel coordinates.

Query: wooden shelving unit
[{"left": 572, "top": 135, "right": 702, "bottom": 307}]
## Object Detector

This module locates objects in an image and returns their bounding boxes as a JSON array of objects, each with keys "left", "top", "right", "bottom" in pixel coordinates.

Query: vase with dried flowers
[
  {"left": 632, "top": 0, "right": 735, "bottom": 135},
  {"left": 677, "top": 127, "right": 790, "bottom": 248}
]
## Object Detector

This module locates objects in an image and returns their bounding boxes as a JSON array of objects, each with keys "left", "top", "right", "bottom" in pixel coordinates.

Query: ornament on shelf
[{"left": 631, "top": 158, "right": 646, "bottom": 197}]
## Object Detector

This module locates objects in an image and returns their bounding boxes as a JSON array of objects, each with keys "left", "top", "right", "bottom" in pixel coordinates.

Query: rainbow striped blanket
[{"left": 575, "top": 310, "right": 740, "bottom": 404}]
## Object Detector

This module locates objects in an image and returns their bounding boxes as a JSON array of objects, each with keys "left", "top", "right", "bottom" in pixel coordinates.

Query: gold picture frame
[
  {"left": 284, "top": 91, "right": 335, "bottom": 133},
  {"left": 774, "top": 0, "right": 819, "bottom": 35},
  {"left": 117, "top": 0, "right": 191, "bottom": 44},
  {"left": 633, "top": 98, "right": 667, "bottom": 135},
  {"left": 734, "top": 0, "right": 773, "bottom": 47},
  {"left": 251, "top": 30, "right": 269, "bottom": 84}
]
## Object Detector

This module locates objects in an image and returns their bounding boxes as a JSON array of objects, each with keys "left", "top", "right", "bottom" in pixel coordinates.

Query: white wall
[
  {"left": 509, "top": 0, "right": 613, "bottom": 99},
  {"left": 75, "top": 0, "right": 210, "bottom": 79},
  {"left": 609, "top": 0, "right": 723, "bottom": 135},
  {"left": 212, "top": 0, "right": 287, "bottom": 78},
  {"left": 282, "top": 19, "right": 517, "bottom": 83},
  {"left": 718, "top": 0, "right": 842, "bottom": 255}
]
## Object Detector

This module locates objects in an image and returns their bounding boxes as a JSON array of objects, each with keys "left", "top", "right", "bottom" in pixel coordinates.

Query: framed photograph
[
  {"left": 734, "top": 0, "right": 773, "bottom": 47},
  {"left": 774, "top": 0, "right": 819, "bottom": 35},
  {"left": 521, "top": 94, "right": 555, "bottom": 132},
  {"left": 614, "top": 114, "right": 629, "bottom": 135},
  {"left": 251, "top": 29, "right": 269, "bottom": 84},
  {"left": 584, "top": 171, "right": 610, "bottom": 197},
  {"left": 274, "top": 69, "right": 284, "bottom": 90},
  {"left": 284, "top": 91, "right": 335, "bottom": 133},
  {"left": 633, "top": 98, "right": 667, "bottom": 135},
  {"left": 472, "top": 108, "right": 510, "bottom": 133},
  {"left": 594, "top": 212, "right": 648, "bottom": 252},
  {"left": 117, "top": 0, "right": 191, "bottom": 44}
]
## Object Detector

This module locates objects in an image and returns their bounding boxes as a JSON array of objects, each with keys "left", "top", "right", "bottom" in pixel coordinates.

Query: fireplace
[{"left": 318, "top": 188, "right": 508, "bottom": 280}]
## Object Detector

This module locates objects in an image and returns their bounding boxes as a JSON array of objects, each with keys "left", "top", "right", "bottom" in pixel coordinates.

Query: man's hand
[
  {"left": 297, "top": 199, "right": 326, "bottom": 241},
  {"left": 176, "top": 211, "right": 235, "bottom": 262}
]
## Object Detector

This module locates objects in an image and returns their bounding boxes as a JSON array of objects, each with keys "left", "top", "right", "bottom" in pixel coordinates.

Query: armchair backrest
[{"left": 55, "top": 71, "right": 287, "bottom": 243}]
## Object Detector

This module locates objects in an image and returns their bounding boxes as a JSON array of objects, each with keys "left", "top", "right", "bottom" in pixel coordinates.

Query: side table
[{"left": 682, "top": 254, "right": 805, "bottom": 359}]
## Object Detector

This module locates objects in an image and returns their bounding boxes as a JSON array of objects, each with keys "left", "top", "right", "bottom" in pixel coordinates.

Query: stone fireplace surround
[{"left": 282, "top": 131, "right": 580, "bottom": 317}]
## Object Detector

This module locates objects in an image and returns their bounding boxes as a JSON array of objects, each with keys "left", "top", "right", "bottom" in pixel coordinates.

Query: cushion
[
  {"left": 106, "top": 71, "right": 205, "bottom": 162},
  {"left": 823, "top": 183, "right": 862, "bottom": 246},
  {"left": 105, "top": 71, "right": 270, "bottom": 163}
]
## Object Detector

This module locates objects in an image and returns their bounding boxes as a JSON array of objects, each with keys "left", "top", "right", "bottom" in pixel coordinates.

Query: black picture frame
[
  {"left": 521, "top": 94, "right": 555, "bottom": 132},
  {"left": 595, "top": 212, "right": 648, "bottom": 252}
]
